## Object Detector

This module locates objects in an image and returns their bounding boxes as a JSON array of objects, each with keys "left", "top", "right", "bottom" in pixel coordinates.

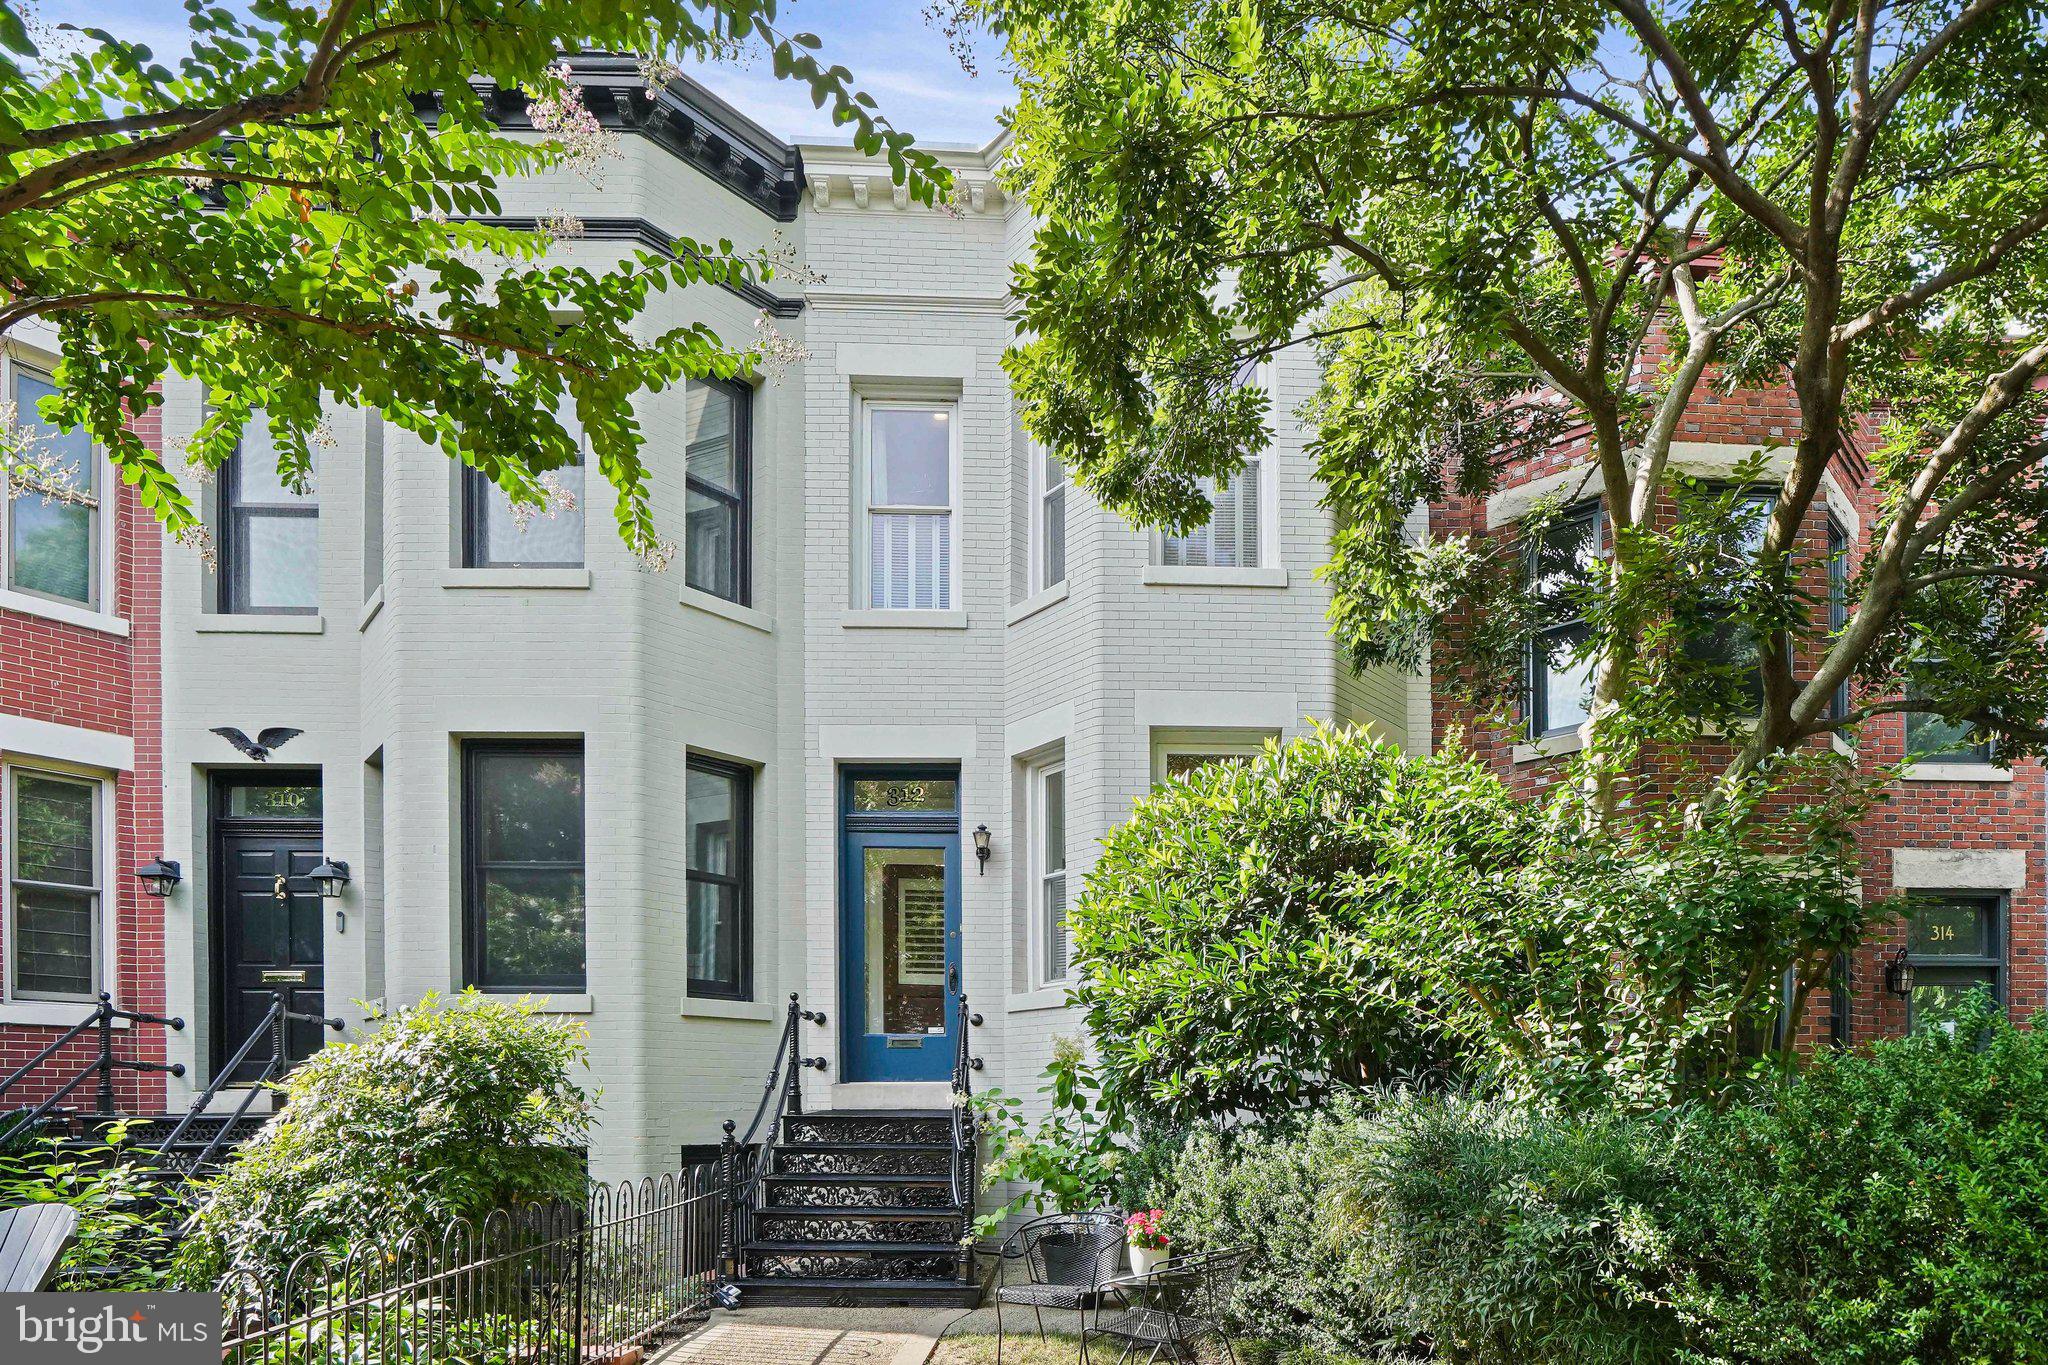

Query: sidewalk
[{"left": 652, "top": 1306, "right": 968, "bottom": 1365}]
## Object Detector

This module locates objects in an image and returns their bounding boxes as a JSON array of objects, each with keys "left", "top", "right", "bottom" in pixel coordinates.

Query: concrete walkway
[{"left": 652, "top": 1307, "right": 969, "bottom": 1365}]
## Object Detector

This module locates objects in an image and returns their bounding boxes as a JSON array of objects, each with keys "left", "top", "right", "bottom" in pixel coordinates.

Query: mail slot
[
  {"left": 260, "top": 969, "right": 308, "bottom": 984},
  {"left": 885, "top": 1037, "right": 923, "bottom": 1049}
]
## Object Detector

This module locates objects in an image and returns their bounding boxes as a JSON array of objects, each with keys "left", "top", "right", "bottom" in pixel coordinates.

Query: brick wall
[
  {"left": 1431, "top": 361, "right": 2043, "bottom": 1047},
  {"left": 0, "top": 398, "right": 169, "bottom": 1114}
]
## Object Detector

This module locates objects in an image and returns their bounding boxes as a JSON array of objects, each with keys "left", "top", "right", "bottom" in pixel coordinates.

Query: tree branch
[{"left": 1834, "top": 198, "right": 2048, "bottom": 346}]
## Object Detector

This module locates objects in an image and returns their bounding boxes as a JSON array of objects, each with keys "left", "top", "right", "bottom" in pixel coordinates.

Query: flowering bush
[{"left": 1125, "top": 1208, "right": 1170, "bottom": 1252}]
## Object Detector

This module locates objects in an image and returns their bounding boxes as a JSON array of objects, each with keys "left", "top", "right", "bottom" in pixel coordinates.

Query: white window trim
[
  {"left": 2, "top": 760, "right": 116, "bottom": 1007},
  {"left": 2, "top": 346, "right": 119, "bottom": 622},
  {"left": 1149, "top": 729, "right": 1276, "bottom": 785},
  {"left": 1028, "top": 757, "right": 1069, "bottom": 988},
  {"left": 1150, "top": 359, "right": 1280, "bottom": 576},
  {"left": 858, "top": 396, "right": 963, "bottom": 611},
  {"left": 1029, "top": 439, "right": 1067, "bottom": 594}
]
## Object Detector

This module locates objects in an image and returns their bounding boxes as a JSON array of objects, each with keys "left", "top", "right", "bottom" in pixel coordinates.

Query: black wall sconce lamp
[
  {"left": 135, "top": 858, "right": 182, "bottom": 898},
  {"left": 972, "top": 823, "right": 992, "bottom": 874},
  {"left": 1884, "top": 946, "right": 1917, "bottom": 998},
  {"left": 310, "top": 858, "right": 351, "bottom": 899}
]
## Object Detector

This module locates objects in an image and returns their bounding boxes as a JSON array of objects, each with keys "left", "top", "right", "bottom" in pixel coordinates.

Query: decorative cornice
[
  {"left": 428, "top": 54, "right": 805, "bottom": 223},
  {"left": 472, "top": 216, "right": 804, "bottom": 317}
]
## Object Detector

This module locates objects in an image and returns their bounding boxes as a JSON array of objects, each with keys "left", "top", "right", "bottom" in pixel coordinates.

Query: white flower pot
[{"left": 1129, "top": 1242, "right": 1167, "bottom": 1278}]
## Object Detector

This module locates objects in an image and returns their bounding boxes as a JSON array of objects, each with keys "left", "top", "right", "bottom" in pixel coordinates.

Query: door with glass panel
[
  {"left": 838, "top": 768, "right": 961, "bottom": 1083},
  {"left": 211, "top": 775, "right": 326, "bottom": 1083}
]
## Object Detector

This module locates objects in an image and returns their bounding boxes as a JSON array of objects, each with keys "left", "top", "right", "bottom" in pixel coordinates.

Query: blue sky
[{"left": 39, "top": 2, "right": 1015, "bottom": 147}]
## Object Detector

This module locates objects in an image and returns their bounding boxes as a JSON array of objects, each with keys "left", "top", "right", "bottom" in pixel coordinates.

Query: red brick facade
[
  {"left": 0, "top": 398, "right": 170, "bottom": 1113},
  {"left": 1431, "top": 361, "right": 2043, "bottom": 1047}
]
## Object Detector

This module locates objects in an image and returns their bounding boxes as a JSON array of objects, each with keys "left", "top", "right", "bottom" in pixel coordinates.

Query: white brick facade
[{"left": 151, "top": 74, "right": 1418, "bottom": 1179}]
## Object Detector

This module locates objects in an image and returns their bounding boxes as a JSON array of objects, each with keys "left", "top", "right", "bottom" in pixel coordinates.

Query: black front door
[{"left": 214, "top": 785, "right": 326, "bottom": 1084}]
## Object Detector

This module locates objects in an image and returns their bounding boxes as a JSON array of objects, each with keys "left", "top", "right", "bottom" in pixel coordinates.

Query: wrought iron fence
[{"left": 218, "top": 1163, "right": 724, "bottom": 1364}]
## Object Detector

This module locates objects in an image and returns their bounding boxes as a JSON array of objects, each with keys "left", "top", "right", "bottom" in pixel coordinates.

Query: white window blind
[
  {"left": 1159, "top": 460, "right": 1261, "bottom": 569},
  {"left": 867, "top": 404, "right": 954, "bottom": 609}
]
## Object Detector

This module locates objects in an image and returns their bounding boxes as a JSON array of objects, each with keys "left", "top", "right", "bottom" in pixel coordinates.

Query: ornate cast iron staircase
[{"left": 718, "top": 993, "right": 983, "bottom": 1307}]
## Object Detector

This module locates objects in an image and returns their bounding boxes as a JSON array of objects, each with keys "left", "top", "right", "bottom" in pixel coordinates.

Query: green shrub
[
  {"left": 1071, "top": 726, "right": 1492, "bottom": 1126},
  {"left": 1157, "top": 1104, "right": 1415, "bottom": 1362},
  {"left": 1667, "top": 1000, "right": 2048, "bottom": 1364},
  {"left": 176, "top": 992, "right": 591, "bottom": 1288},
  {"left": 0, "top": 1122, "right": 183, "bottom": 1289},
  {"left": 1342, "top": 1092, "right": 1686, "bottom": 1365}
]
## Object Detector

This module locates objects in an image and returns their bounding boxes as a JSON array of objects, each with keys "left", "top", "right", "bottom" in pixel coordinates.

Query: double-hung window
[
  {"left": 220, "top": 415, "right": 320, "bottom": 614},
  {"left": 1684, "top": 490, "right": 1776, "bottom": 702},
  {"left": 683, "top": 379, "right": 752, "bottom": 604},
  {"left": 462, "top": 740, "right": 586, "bottom": 992},
  {"left": 685, "top": 755, "right": 753, "bottom": 1000},
  {"left": 1526, "top": 504, "right": 1604, "bottom": 740},
  {"left": 6, "top": 768, "right": 103, "bottom": 1001},
  {"left": 1031, "top": 760, "right": 1068, "bottom": 984},
  {"left": 1904, "top": 893, "right": 2005, "bottom": 1034},
  {"left": 1033, "top": 442, "right": 1066, "bottom": 592},
  {"left": 6, "top": 363, "right": 99, "bottom": 608},
  {"left": 463, "top": 381, "right": 585, "bottom": 569},
  {"left": 1158, "top": 361, "right": 1268, "bottom": 570},
  {"left": 864, "top": 401, "right": 956, "bottom": 610}
]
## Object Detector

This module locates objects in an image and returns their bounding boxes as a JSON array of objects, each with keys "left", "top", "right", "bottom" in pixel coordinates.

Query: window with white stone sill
[
  {"left": 861, "top": 399, "right": 959, "bottom": 611},
  {"left": 1154, "top": 359, "right": 1277, "bottom": 573},
  {"left": 4, "top": 765, "right": 106, "bottom": 1003},
  {"left": 1029, "top": 758, "right": 1069, "bottom": 986}
]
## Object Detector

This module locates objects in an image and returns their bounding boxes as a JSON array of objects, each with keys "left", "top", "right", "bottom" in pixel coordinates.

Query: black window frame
[
  {"left": 219, "top": 442, "right": 320, "bottom": 616},
  {"left": 1681, "top": 486, "right": 1778, "bottom": 705},
  {"left": 1524, "top": 502, "right": 1605, "bottom": 741},
  {"left": 1904, "top": 891, "right": 2007, "bottom": 1035},
  {"left": 1903, "top": 704, "right": 1997, "bottom": 765},
  {"left": 684, "top": 754, "right": 754, "bottom": 1001},
  {"left": 462, "top": 462, "right": 587, "bottom": 571},
  {"left": 682, "top": 377, "right": 754, "bottom": 607},
  {"left": 461, "top": 738, "right": 587, "bottom": 993}
]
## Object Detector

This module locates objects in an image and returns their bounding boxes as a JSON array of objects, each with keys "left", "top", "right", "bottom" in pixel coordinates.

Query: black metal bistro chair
[
  {"left": 992, "top": 1211, "right": 1127, "bottom": 1365},
  {"left": 1081, "top": 1247, "right": 1248, "bottom": 1365}
]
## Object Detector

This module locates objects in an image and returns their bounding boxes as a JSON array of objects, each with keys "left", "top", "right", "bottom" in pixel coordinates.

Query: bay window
[
  {"left": 684, "top": 379, "right": 752, "bottom": 605},
  {"left": 686, "top": 755, "right": 753, "bottom": 1000},
  {"left": 462, "top": 740, "right": 586, "bottom": 991}
]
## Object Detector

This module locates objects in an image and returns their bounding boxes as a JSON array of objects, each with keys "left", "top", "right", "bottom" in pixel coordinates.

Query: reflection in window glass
[
  {"left": 465, "top": 743, "right": 585, "bottom": 990},
  {"left": 686, "top": 757, "right": 752, "bottom": 999},
  {"left": 8, "top": 771, "right": 100, "bottom": 999},
  {"left": 1037, "top": 764, "right": 1068, "bottom": 983},
  {"left": 684, "top": 380, "right": 749, "bottom": 604},
  {"left": 224, "top": 416, "right": 320, "bottom": 613},
  {"left": 1905, "top": 894, "right": 2003, "bottom": 1035},
  {"left": 10, "top": 368, "right": 96, "bottom": 606},
  {"left": 1905, "top": 709, "right": 1993, "bottom": 764}
]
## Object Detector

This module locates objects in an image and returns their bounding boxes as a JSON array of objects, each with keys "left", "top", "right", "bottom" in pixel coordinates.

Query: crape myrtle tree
[
  {"left": 969, "top": 0, "right": 2048, "bottom": 811},
  {"left": 0, "top": 0, "right": 943, "bottom": 560}
]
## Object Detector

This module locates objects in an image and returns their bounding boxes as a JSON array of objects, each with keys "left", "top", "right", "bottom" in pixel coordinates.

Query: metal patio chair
[
  {"left": 1081, "top": 1246, "right": 1248, "bottom": 1365},
  {"left": 992, "top": 1210, "right": 1126, "bottom": 1365}
]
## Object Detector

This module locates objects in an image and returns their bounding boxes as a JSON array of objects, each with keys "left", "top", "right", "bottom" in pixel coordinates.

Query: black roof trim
[
  {"left": 470, "top": 216, "right": 803, "bottom": 317},
  {"left": 436, "top": 53, "right": 806, "bottom": 223}
]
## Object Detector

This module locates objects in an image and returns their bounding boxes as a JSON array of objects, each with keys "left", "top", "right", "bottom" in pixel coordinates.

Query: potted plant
[{"left": 1124, "top": 1208, "right": 1171, "bottom": 1277}]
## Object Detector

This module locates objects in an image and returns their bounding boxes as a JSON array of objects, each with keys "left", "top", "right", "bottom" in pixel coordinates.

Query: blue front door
[{"left": 839, "top": 768, "right": 962, "bottom": 1083}]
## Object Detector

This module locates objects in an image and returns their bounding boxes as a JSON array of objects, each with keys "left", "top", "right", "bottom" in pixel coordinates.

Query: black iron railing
[
  {"left": 0, "top": 993, "right": 186, "bottom": 1148},
  {"left": 950, "top": 986, "right": 983, "bottom": 1283},
  {"left": 218, "top": 1163, "right": 724, "bottom": 1364},
  {"left": 717, "top": 993, "right": 824, "bottom": 1280},
  {"left": 150, "top": 987, "right": 341, "bottom": 1181}
]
